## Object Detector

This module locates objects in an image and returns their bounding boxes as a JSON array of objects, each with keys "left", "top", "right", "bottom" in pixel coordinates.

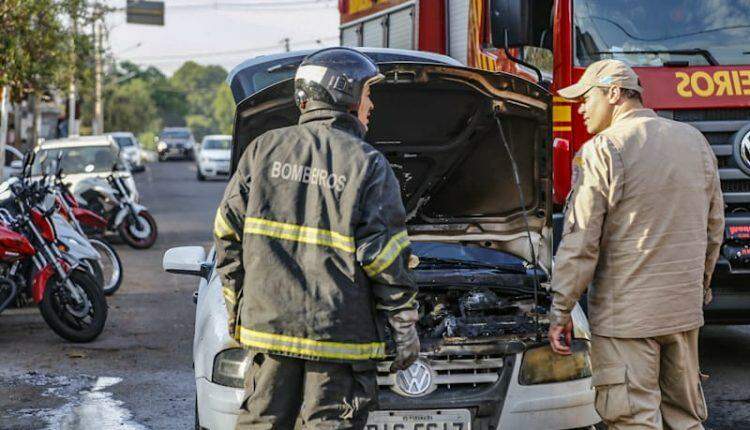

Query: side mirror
[
  {"left": 10, "top": 160, "right": 22, "bottom": 169},
  {"left": 163, "top": 246, "right": 209, "bottom": 278},
  {"left": 489, "top": 0, "right": 551, "bottom": 49}
]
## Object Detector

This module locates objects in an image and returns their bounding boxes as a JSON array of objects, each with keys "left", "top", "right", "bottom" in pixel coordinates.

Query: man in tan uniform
[{"left": 548, "top": 60, "right": 724, "bottom": 429}]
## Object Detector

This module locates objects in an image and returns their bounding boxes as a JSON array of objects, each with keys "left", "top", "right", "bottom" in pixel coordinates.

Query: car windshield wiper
[
  {"left": 591, "top": 49, "right": 719, "bottom": 66},
  {"left": 266, "top": 62, "right": 300, "bottom": 73}
]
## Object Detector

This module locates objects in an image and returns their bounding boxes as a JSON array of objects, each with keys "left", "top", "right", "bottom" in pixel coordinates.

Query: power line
[
  {"left": 126, "top": 36, "right": 337, "bottom": 61},
  {"left": 112, "top": 0, "right": 337, "bottom": 12}
]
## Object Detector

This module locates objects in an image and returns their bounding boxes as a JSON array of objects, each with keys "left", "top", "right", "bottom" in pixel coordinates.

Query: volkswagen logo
[
  {"left": 394, "top": 360, "right": 436, "bottom": 397},
  {"left": 733, "top": 125, "right": 750, "bottom": 175}
]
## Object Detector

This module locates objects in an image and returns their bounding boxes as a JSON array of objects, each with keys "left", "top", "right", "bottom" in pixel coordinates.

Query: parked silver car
[{"left": 108, "top": 131, "right": 145, "bottom": 172}]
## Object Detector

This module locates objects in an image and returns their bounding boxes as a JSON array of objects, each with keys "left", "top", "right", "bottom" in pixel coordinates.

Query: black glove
[{"left": 388, "top": 308, "right": 420, "bottom": 372}]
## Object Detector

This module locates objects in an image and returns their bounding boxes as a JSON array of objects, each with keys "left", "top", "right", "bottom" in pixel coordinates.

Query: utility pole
[
  {"left": 283, "top": 37, "right": 290, "bottom": 52},
  {"left": 68, "top": 7, "right": 79, "bottom": 137},
  {"left": 0, "top": 86, "right": 9, "bottom": 179},
  {"left": 93, "top": 13, "right": 103, "bottom": 134}
]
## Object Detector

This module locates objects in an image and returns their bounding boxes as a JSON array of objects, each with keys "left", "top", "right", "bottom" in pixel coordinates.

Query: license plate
[{"left": 365, "top": 409, "right": 471, "bottom": 430}]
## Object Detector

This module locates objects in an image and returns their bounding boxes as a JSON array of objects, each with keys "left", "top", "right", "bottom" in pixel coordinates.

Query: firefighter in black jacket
[{"left": 214, "top": 48, "right": 420, "bottom": 429}]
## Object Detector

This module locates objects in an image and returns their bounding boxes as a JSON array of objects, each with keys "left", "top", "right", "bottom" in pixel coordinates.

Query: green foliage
[
  {"left": 104, "top": 79, "right": 160, "bottom": 135},
  {"left": 138, "top": 131, "right": 157, "bottom": 151},
  {"left": 212, "top": 84, "right": 235, "bottom": 135},
  {"left": 101, "top": 61, "right": 234, "bottom": 142},
  {"left": 171, "top": 61, "right": 228, "bottom": 118},
  {"left": 185, "top": 114, "right": 214, "bottom": 142},
  {"left": 0, "top": 0, "right": 76, "bottom": 99}
]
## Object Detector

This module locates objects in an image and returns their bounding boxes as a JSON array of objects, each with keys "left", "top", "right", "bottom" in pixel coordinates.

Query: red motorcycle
[
  {"left": 53, "top": 171, "right": 124, "bottom": 296},
  {"left": 0, "top": 176, "right": 107, "bottom": 342}
]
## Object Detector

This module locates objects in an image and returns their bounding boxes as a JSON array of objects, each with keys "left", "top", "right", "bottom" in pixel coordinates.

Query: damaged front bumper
[{"left": 374, "top": 338, "right": 598, "bottom": 430}]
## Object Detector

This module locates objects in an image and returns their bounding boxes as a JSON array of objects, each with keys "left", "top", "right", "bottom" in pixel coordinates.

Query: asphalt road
[
  {"left": 0, "top": 161, "right": 749, "bottom": 429},
  {"left": 0, "top": 160, "right": 224, "bottom": 429}
]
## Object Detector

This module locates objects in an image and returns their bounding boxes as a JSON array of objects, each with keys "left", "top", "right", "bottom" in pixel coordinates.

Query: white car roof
[
  {"left": 202, "top": 135, "right": 231, "bottom": 141},
  {"left": 107, "top": 132, "right": 135, "bottom": 138},
  {"left": 38, "top": 135, "right": 116, "bottom": 150}
]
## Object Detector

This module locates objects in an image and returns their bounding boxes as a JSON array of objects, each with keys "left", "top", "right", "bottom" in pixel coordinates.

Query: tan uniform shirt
[{"left": 551, "top": 108, "right": 725, "bottom": 338}]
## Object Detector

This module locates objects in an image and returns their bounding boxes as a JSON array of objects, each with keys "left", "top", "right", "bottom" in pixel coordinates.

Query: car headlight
[
  {"left": 157, "top": 142, "right": 167, "bottom": 151},
  {"left": 212, "top": 348, "right": 251, "bottom": 388},
  {"left": 518, "top": 339, "right": 592, "bottom": 385},
  {"left": 201, "top": 156, "right": 210, "bottom": 163}
]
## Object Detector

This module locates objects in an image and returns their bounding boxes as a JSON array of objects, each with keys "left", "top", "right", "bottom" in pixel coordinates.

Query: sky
[{"left": 103, "top": 0, "right": 341, "bottom": 76}]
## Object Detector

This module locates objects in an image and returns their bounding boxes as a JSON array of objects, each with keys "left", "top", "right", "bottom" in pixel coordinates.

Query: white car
[
  {"left": 32, "top": 135, "right": 139, "bottom": 203},
  {"left": 3, "top": 145, "right": 24, "bottom": 180},
  {"left": 108, "top": 131, "right": 145, "bottom": 172},
  {"left": 196, "top": 135, "right": 231, "bottom": 181},
  {"left": 164, "top": 49, "right": 599, "bottom": 430}
]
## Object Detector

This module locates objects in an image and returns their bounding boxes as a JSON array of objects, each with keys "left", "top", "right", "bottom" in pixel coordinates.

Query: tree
[
  {"left": 110, "top": 61, "right": 187, "bottom": 127},
  {"left": 0, "top": 0, "right": 73, "bottom": 97},
  {"left": 170, "top": 61, "right": 227, "bottom": 118},
  {"left": 185, "top": 114, "right": 214, "bottom": 141},
  {"left": 0, "top": 0, "right": 88, "bottom": 162},
  {"left": 104, "top": 79, "right": 159, "bottom": 135},
  {"left": 212, "top": 84, "right": 235, "bottom": 135}
]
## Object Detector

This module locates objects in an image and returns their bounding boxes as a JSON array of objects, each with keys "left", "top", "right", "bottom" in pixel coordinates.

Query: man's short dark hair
[
  {"left": 596, "top": 86, "right": 643, "bottom": 103},
  {"left": 621, "top": 88, "right": 643, "bottom": 103}
]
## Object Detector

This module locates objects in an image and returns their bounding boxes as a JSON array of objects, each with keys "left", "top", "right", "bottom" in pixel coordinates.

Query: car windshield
[
  {"left": 32, "top": 146, "right": 122, "bottom": 175},
  {"left": 202, "top": 138, "right": 231, "bottom": 150},
  {"left": 113, "top": 136, "right": 135, "bottom": 148},
  {"left": 574, "top": 0, "right": 750, "bottom": 67},
  {"left": 160, "top": 130, "right": 191, "bottom": 139}
]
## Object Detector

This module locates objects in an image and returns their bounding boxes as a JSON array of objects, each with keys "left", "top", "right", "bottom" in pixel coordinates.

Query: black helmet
[{"left": 294, "top": 47, "right": 384, "bottom": 112}]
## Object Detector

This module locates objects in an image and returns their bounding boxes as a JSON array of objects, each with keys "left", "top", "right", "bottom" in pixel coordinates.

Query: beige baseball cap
[{"left": 558, "top": 59, "right": 643, "bottom": 99}]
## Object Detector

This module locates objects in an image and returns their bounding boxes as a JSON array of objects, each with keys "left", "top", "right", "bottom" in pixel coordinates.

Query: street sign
[{"left": 126, "top": 1, "right": 164, "bottom": 26}]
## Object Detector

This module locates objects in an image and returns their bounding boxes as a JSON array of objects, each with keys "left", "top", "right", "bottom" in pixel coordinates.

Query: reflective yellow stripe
[
  {"left": 214, "top": 208, "right": 239, "bottom": 241},
  {"left": 238, "top": 327, "right": 385, "bottom": 360},
  {"left": 553, "top": 96, "right": 574, "bottom": 103},
  {"left": 222, "top": 287, "right": 236, "bottom": 305},
  {"left": 553, "top": 126, "right": 572, "bottom": 132},
  {"left": 553, "top": 105, "right": 572, "bottom": 122},
  {"left": 363, "top": 230, "right": 410, "bottom": 277},
  {"left": 244, "top": 217, "right": 355, "bottom": 253}
]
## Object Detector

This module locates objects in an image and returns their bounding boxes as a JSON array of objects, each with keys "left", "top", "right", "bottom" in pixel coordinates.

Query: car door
[{"left": 4, "top": 146, "right": 23, "bottom": 180}]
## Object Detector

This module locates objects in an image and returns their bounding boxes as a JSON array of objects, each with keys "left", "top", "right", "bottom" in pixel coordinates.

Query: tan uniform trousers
[{"left": 590, "top": 329, "right": 707, "bottom": 429}]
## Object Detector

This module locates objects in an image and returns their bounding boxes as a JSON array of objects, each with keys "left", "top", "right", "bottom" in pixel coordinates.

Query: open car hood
[{"left": 232, "top": 63, "right": 551, "bottom": 243}]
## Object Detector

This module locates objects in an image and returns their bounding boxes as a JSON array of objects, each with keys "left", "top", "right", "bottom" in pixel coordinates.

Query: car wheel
[{"left": 197, "top": 169, "right": 205, "bottom": 181}]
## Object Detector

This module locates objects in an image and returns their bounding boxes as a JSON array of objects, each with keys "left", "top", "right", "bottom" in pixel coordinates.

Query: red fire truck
[{"left": 340, "top": 0, "right": 750, "bottom": 321}]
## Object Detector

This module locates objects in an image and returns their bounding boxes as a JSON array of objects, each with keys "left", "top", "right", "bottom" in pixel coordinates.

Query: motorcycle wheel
[
  {"left": 38, "top": 270, "right": 107, "bottom": 342},
  {"left": 83, "top": 258, "right": 105, "bottom": 288},
  {"left": 90, "top": 239, "right": 123, "bottom": 296},
  {"left": 119, "top": 210, "right": 158, "bottom": 249}
]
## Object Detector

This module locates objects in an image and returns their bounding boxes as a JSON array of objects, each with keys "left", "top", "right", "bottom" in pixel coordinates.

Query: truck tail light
[{"left": 553, "top": 138, "right": 572, "bottom": 205}]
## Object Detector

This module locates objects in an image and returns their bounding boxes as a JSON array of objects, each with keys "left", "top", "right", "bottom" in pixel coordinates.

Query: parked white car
[
  {"left": 31, "top": 135, "right": 139, "bottom": 203},
  {"left": 164, "top": 48, "right": 600, "bottom": 430},
  {"left": 108, "top": 131, "right": 145, "bottom": 172},
  {"left": 3, "top": 145, "right": 24, "bottom": 180},
  {"left": 196, "top": 135, "right": 231, "bottom": 181}
]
